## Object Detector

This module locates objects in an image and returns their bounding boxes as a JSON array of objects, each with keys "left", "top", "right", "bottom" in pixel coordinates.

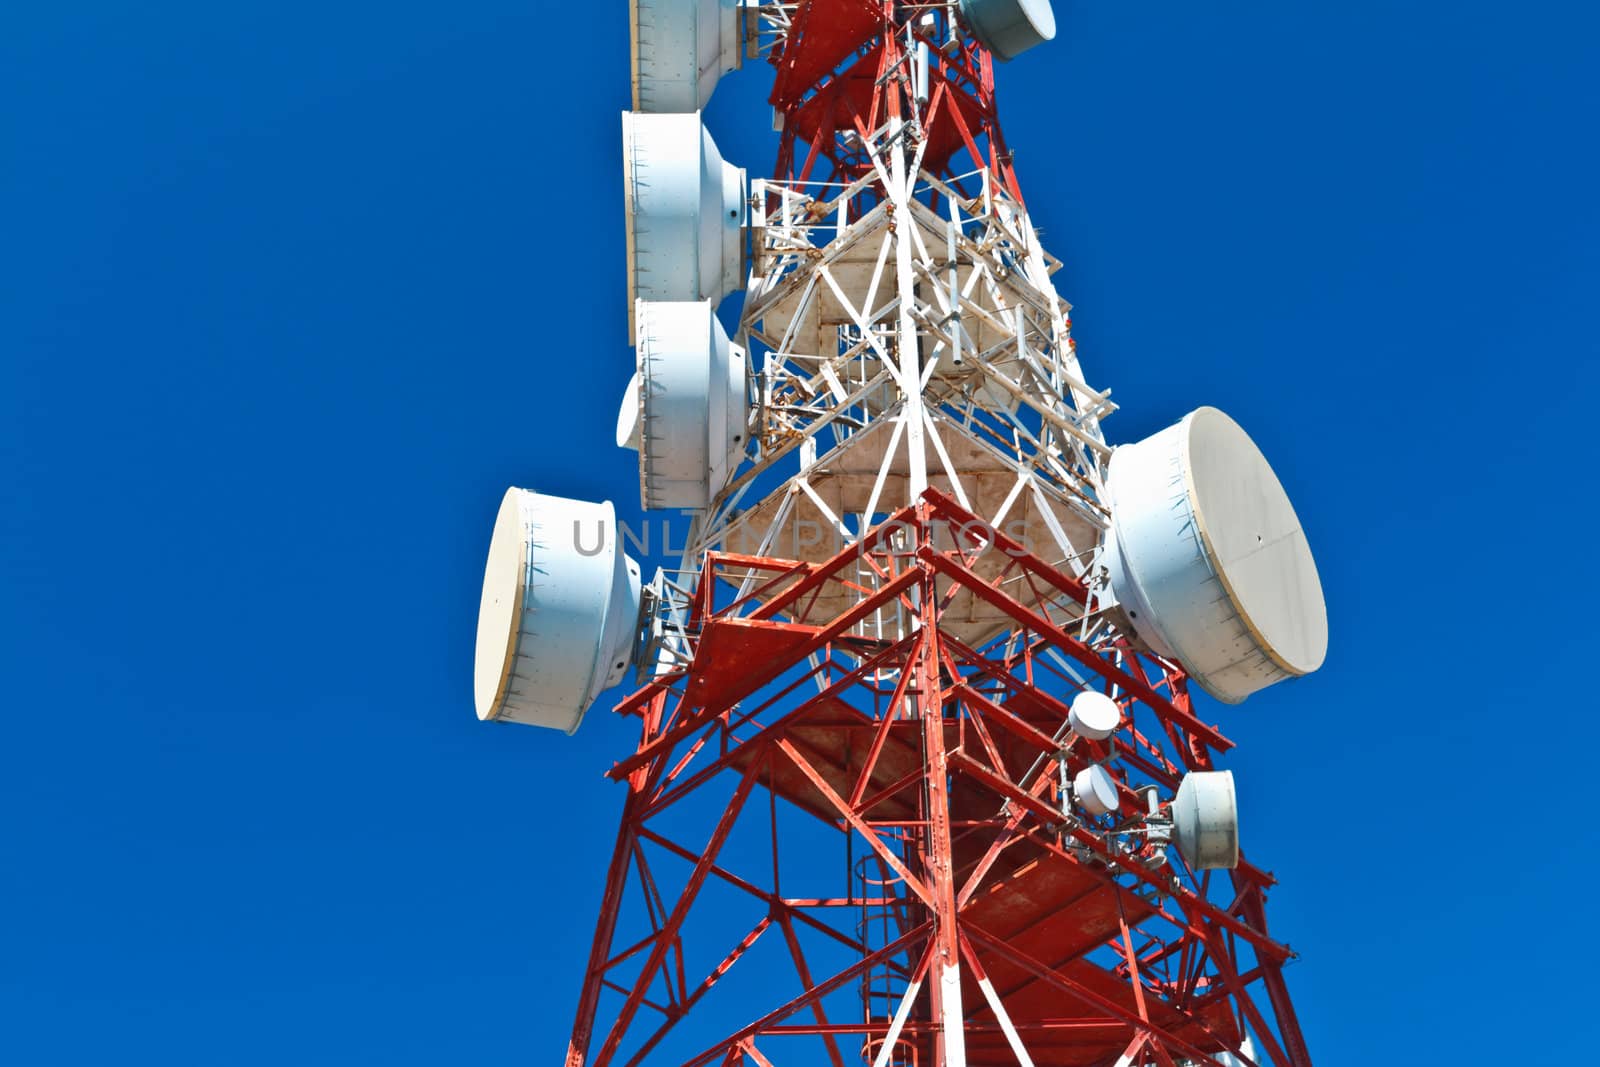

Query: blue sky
[{"left": 2, "top": 2, "right": 1596, "bottom": 1063}]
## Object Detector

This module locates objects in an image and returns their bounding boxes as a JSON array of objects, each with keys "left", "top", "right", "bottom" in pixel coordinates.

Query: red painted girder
[
  {"left": 642, "top": 638, "right": 920, "bottom": 820},
  {"left": 768, "top": 0, "right": 884, "bottom": 109},
  {"left": 591, "top": 766, "right": 761, "bottom": 1067},
  {"left": 923, "top": 486, "right": 1091, "bottom": 605},
  {"left": 921, "top": 547, "right": 1233, "bottom": 753},
  {"left": 964, "top": 924, "right": 1237, "bottom": 1067},
  {"left": 607, "top": 567, "right": 919, "bottom": 782},
  {"left": 634, "top": 826, "right": 871, "bottom": 961},
  {"left": 681, "top": 617, "right": 828, "bottom": 710},
  {"left": 678, "top": 923, "right": 933, "bottom": 1067},
  {"left": 946, "top": 750, "right": 1291, "bottom": 964}
]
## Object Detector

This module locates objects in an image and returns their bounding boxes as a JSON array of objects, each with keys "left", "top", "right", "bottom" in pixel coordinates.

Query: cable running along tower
[{"left": 472, "top": 3, "right": 1329, "bottom": 1066}]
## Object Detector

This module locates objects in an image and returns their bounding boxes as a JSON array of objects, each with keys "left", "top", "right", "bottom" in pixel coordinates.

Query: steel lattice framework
[{"left": 564, "top": 4, "right": 1314, "bottom": 1066}]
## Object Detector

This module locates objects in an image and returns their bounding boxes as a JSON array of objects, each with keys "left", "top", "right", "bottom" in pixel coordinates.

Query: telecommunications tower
[{"left": 473, "top": 3, "right": 1328, "bottom": 1066}]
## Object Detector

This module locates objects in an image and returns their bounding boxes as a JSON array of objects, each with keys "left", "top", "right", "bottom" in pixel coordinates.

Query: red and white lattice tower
[{"left": 471, "top": 4, "right": 1329, "bottom": 1066}]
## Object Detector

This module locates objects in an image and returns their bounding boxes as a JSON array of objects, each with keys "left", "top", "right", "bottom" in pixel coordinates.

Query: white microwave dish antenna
[
  {"left": 1104, "top": 406, "right": 1327, "bottom": 704},
  {"left": 621, "top": 299, "right": 748, "bottom": 510},
  {"left": 474, "top": 488, "right": 642, "bottom": 733},
  {"left": 629, "top": 0, "right": 744, "bottom": 113},
  {"left": 1068, "top": 690, "right": 1123, "bottom": 741},
  {"left": 1073, "top": 764, "right": 1120, "bottom": 816},
  {"left": 957, "top": 0, "right": 1057, "bottom": 62},
  {"left": 1172, "top": 770, "right": 1240, "bottom": 871},
  {"left": 622, "top": 111, "right": 747, "bottom": 313}
]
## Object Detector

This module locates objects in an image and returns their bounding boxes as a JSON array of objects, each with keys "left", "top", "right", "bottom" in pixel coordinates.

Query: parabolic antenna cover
[
  {"left": 621, "top": 299, "right": 747, "bottom": 511},
  {"left": 629, "top": 0, "right": 744, "bottom": 113},
  {"left": 1068, "top": 690, "right": 1122, "bottom": 741},
  {"left": 622, "top": 111, "right": 746, "bottom": 312},
  {"left": 474, "top": 488, "right": 642, "bottom": 733},
  {"left": 1104, "top": 406, "right": 1327, "bottom": 704},
  {"left": 957, "top": 0, "right": 1057, "bottom": 62},
  {"left": 1172, "top": 770, "right": 1240, "bottom": 871},
  {"left": 1073, "top": 764, "right": 1120, "bottom": 816}
]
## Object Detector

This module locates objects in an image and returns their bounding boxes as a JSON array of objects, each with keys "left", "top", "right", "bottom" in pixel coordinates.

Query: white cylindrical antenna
[
  {"left": 629, "top": 0, "right": 744, "bottom": 113},
  {"left": 622, "top": 299, "right": 748, "bottom": 510},
  {"left": 474, "top": 489, "right": 643, "bottom": 733},
  {"left": 1103, "top": 406, "right": 1328, "bottom": 703},
  {"left": 955, "top": 0, "right": 1057, "bottom": 62},
  {"left": 1172, "top": 770, "right": 1241, "bottom": 871},
  {"left": 622, "top": 111, "right": 747, "bottom": 314}
]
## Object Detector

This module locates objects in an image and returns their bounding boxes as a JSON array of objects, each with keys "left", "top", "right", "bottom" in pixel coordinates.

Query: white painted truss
[{"left": 647, "top": 108, "right": 1123, "bottom": 658}]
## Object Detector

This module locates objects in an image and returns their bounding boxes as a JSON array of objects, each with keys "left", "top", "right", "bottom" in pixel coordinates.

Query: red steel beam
[
  {"left": 592, "top": 766, "right": 761, "bottom": 1067},
  {"left": 573, "top": 489, "right": 1310, "bottom": 1066},
  {"left": 922, "top": 547, "right": 1232, "bottom": 753}
]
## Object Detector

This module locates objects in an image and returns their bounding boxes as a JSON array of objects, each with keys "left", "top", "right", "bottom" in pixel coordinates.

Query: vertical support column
[
  {"left": 1233, "top": 875, "right": 1313, "bottom": 1067},
  {"left": 914, "top": 513, "right": 965, "bottom": 1067},
  {"left": 887, "top": 53, "right": 928, "bottom": 502},
  {"left": 592, "top": 764, "right": 761, "bottom": 1067},
  {"left": 566, "top": 783, "right": 647, "bottom": 1067}
]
